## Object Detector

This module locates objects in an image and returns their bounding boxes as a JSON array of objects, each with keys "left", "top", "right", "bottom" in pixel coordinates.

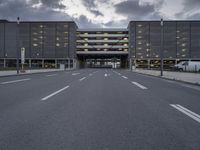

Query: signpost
[{"left": 21, "top": 47, "right": 25, "bottom": 72}]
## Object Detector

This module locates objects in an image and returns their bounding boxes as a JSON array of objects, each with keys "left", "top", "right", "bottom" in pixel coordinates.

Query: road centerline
[
  {"left": 0, "top": 78, "right": 31, "bottom": 85},
  {"left": 41, "top": 85, "right": 70, "bottom": 101}
]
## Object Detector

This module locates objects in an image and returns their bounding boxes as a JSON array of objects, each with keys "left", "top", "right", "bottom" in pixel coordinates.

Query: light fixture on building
[
  {"left": 182, "top": 43, "right": 186, "bottom": 46},
  {"left": 33, "top": 43, "right": 38, "bottom": 47},
  {"left": 84, "top": 49, "right": 88, "bottom": 51},
  {"left": 56, "top": 43, "right": 60, "bottom": 47}
]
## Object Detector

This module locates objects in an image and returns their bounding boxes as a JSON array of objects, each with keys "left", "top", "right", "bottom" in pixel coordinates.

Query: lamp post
[
  {"left": 16, "top": 17, "right": 20, "bottom": 74},
  {"left": 160, "top": 18, "right": 164, "bottom": 76}
]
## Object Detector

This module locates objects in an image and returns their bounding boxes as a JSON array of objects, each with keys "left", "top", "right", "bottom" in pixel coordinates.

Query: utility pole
[
  {"left": 160, "top": 18, "right": 164, "bottom": 76},
  {"left": 16, "top": 17, "right": 20, "bottom": 74}
]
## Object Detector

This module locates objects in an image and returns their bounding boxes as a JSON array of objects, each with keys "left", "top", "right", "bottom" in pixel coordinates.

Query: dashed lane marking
[{"left": 41, "top": 85, "right": 70, "bottom": 101}]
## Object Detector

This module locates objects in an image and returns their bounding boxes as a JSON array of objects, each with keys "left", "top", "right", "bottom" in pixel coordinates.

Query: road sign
[{"left": 21, "top": 47, "right": 25, "bottom": 64}]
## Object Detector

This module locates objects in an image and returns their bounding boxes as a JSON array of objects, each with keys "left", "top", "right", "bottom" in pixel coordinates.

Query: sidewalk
[
  {"left": 0, "top": 68, "right": 72, "bottom": 77},
  {"left": 133, "top": 69, "right": 200, "bottom": 85}
]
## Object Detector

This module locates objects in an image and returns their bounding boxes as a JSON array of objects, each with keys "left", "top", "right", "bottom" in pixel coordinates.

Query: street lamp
[
  {"left": 160, "top": 18, "right": 164, "bottom": 76},
  {"left": 16, "top": 17, "right": 20, "bottom": 74}
]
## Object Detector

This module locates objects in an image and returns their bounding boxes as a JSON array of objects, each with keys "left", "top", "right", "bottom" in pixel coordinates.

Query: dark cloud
[
  {"left": 175, "top": 0, "right": 200, "bottom": 19},
  {"left": 0, "top": 0, "right": 70, "bottom": 21},
  {"left": 81, "top": 0, "right": 104, "bottom": 17},
  {"left": 89, "top": 9, "right": 104, "bottom": 17},
  {"left": 28, "top": 0, "right": 66, "bottom": 9},
  {"left": 114, "top": 0, "right": 162, "bottom": 20},
  {"left": 81, "top": 0, "right": 97, "bottom": 8}
]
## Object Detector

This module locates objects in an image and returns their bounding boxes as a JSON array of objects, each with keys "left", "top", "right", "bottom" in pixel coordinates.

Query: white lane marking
[
  {"left": 41, "top": 85, "right": 69, "bottom": 101},
  {"left": 170, "top": 104, "right": 200, "bottom": 123},
  {"left": 72, "top": 73, "right": 80, "bottom": 76},
  {"left": 1, "top": 78, "right": 31, "bottom": 85},
  {"left": 131, "top": 81, "right": 148, "bottom": 89},
  {"left": 122, "top": 76, "right": 128, "bottom": 79},
  {"left": 104, "top": 73, "right": 108, "bottom": 77},
  {"left": 79, "top": 77, "right": 86, "bottom": 81},
  {"left": 93, "top": 71, "right": 98, "bottom": 74},
  {"left": 118, "top": 73, "right": 121, "bottom": 76},
  {"left": 89, "top": 74, "right": 93, "bottom": 76},
  {"left": 46, "top": 74, "right": 57, "bottom": 77}
]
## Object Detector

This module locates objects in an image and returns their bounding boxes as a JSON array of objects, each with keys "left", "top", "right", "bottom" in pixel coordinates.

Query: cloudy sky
[{"left": 0, "top": 0, "right": 199, "bottom": 28}]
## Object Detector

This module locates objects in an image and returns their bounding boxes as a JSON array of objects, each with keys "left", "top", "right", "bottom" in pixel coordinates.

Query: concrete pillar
[
  {"left": 55, "top": 59, "right": 58, "bottom": 69},
  {"left": 134, "top": 59, "right": 137, "bottom": 69},
  {"left": 73, "top": 59, "right": 76, "bottom": 69},
  {"left": 29, "top": 59, "right": 31, "bottom": 69},
  {"left": 68, "top": 59, "right": 70, "bottom": 69},
  {"left": 148, "top": 59, "right": 150, "bottom": 69},
  {"left": 3, "top": 59, "right": 6, "bottom": 68},
  {"left": 129, "top": 58, "right": 132, "bottom": 70},
  {"left": 42, "top": 59, "right": 44, "bottom": 68}
]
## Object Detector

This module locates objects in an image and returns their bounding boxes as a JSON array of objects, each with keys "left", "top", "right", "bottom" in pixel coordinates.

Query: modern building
[
  {"left": 129, "top": 21, "right": 200, "bottom": 69},
  {"left": 0, "top": 19, "right": 200, "bottom": 69},
  {"left": 0, "top": 20, "right": 77, "bottom": 69},
  {"left": 76, "top": 28, "right": 128, "bottom": 68}
]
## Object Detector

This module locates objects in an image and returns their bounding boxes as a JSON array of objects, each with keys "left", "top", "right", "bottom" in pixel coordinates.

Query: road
[{"left": 0, "top": 69, "right": 200, "bottom": 150}]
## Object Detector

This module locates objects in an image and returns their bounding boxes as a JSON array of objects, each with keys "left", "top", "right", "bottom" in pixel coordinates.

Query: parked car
[{"left": 175, "top": 61, "right": 200, "bottom": 72}]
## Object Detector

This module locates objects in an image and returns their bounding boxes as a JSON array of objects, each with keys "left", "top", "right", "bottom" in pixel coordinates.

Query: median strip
[
  {"left": 0, "top": 78, "right": 31, "bottom": 85},
  {"left": 131, "top": 81, "right": 148, "bottom": 89},
  {"left": 41, "top": 85, "right": 70, "bottom": 101},
  {"left": 170, "top": 104, "right": 200, "bottom": 123}
]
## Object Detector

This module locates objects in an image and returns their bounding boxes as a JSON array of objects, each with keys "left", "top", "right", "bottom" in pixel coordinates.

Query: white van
[{"left": 175, "top": 61, "right": 200, "bottom": 72}]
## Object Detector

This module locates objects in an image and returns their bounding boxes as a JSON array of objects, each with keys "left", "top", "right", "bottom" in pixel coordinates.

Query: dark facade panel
[
  {"left": 69, "top": 23, "right": 77, "bottom": 58},
  {"left": 5, "top": 23, "right": 17, "bottom": 58},
  {"left": 43, "top": 23, "right": 56, "bottom": 58},
  {"left": 55, "top": 23, "right": 69, "bottom": 58},
  {"left": 176, "top": 22, "right": 190, "bottom": 58},
  {"left": 30, "top": 23, "right": 43, "bottom": 58},
  {"left": 135, "top": 22, "right": 150, "bottom": 58},
  {"left": 150, "top": 22, "right": 161, "bottom": 58},
  {"left": 19, "top": 23, "right": 30, "bottom": 58},
  {"left": 128, "top": 22, "right": 135, "bottom": 58},
  {"left": 0, "top": 23, "right": 4, "bottom": 58},
  {"left": 191, "top": 22, "right": 200, "bottom": 58},
  {"left": 163, "top": 22, "right": 176, "bottom": 58}
]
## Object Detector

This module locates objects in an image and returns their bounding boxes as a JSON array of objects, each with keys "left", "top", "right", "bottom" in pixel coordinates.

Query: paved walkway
[
  {"left": 0, "top": 69, "right": 72, "bottom": 77},
  {"left": 133, "top": 69, "right": 200, "bottom": 85}
]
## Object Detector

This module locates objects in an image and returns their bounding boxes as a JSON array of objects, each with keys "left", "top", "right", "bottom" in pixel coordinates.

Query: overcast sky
[{"left": 0, "top": 0, "right": 199, "bottom": 28}]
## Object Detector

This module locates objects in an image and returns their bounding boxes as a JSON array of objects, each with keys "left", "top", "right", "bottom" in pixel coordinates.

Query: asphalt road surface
[{"left": 0, "top": 69, "right": 200, "bottom": 150}]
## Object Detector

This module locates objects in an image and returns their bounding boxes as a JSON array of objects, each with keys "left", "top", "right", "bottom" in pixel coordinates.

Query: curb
[
  {"left": 132, "top": 70, "right": 200, "bottom": 87},
  {"left": 0, "top": 69, "right": 76, "bottom": 78}
]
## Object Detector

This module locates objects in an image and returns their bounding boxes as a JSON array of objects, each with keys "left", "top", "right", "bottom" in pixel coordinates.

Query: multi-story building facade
[
  {"left": 128, "top": 21, "right": 200, "bottom": 68},
  {"left": 0, "top": 20, "right": 200, "bottom": 69},
  {"left": 76, "top": 28, "right": 129, "bottom": 68},
  {"left": 0, "top": 20, "right": 77, "bottom": 69}
]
